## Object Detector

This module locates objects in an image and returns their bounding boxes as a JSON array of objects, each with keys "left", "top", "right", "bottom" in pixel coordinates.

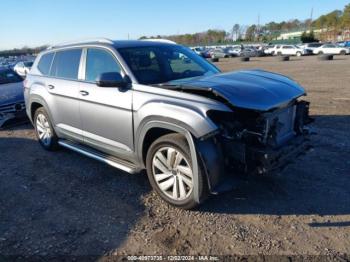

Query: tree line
[
  {"left": 142, "top": 3, "right": 350, "bottom": 44},
  {"left": 0, "top": 45, "right": 48, "bottom": 57}
]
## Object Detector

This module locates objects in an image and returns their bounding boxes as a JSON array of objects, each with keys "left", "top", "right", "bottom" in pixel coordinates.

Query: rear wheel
[
  {"left": 318, "top": 51, "right": 324, "bottom": 55},
  {"left": 296, "top": 51, "right": 302, "bottom": 57},
  {"left": 146, "top": 133, "right": 208, "bottom": 209},
  {"left": 340, "top": 50, "right": 346, "bottom": 55},
  {"left": 34, "top": 107, "right": 59, "bottom": 151}
]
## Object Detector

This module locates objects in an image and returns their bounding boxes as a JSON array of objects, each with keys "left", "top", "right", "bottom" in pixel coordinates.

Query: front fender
[{"left": 134, "top": 101, "right": 219, "bottom": 139}]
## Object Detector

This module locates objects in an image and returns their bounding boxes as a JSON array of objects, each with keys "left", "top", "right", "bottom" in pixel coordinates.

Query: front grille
[{"left": 0, "top": 102, "right": 25, "bottom": 115}]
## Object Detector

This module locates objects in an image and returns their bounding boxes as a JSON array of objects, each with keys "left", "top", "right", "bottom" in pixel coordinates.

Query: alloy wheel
[
  {"left": 152, "top": 146, "right": 193, "bottom": 201},
  {"left": 36, "top": 113, "right": 52, "bottom": 146}
]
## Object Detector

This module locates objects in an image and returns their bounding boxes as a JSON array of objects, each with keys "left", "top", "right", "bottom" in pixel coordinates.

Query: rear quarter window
[
  {"left": 50, "top": 49, "right": 82, "bottom": 79},
  {"left": 37, "top": 52, "right": 54, "bottom": 75}
]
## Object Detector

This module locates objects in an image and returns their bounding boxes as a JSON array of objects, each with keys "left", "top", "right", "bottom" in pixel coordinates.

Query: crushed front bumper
[
  {"left": 247, "top": 132, "right": 312, "bottom": 175},
  {"left": 221, "top": 129, "right": 312, "bottom": 176}
]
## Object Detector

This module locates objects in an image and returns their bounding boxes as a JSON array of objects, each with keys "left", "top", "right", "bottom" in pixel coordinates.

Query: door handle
[
  {"left": 47, "top": 85, "right": 55, "bottom": 90},
  {"left": 79, "top": 90, "right": 89, "bottom": 96}
]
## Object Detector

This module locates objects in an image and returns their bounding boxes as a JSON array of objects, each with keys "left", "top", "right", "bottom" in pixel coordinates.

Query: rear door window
[
  {"left": 50, "top": 49, "right": 82, "bottom": 79},
  {"left": 38, "top": 52, "right": 54, "bottom": 75}
]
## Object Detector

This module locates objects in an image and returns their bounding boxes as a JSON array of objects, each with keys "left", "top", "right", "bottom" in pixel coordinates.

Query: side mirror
[{"left": 96, "top": 72, "right": 131, "bottom": 88}]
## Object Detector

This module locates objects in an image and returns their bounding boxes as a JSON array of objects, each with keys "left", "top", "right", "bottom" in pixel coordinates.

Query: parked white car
[
  {"left": 264, "top": 45, "right": 276, "bottom": 55},
  {"left": 313, "top": 44, "right": 349, "bottom": 55},
  {"left": 13, "top": 61, "right": 33, "bottom": 77},
  {"left": 300, "top": 43, "right": 323, "bottom": 53},
  {"left": 273, "top": 45, "right": 306, "bottom": 56},
  {"left": 269, "top": 45, "right": 282, "bottom": 55}
]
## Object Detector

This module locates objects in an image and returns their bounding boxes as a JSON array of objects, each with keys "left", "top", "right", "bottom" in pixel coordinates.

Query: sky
[{"left": 0, "top": 0, "right": 349, "bottom": 50}]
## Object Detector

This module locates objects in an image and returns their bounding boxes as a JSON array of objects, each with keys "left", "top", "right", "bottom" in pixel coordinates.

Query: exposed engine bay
[{"left": 207, "top": 100, "right": 313, "bottom": 175}]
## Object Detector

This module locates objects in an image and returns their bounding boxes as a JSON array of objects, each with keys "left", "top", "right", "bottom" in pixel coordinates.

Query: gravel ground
[{"left": 0, "top": 55, "right": 350, "bottom": 258}]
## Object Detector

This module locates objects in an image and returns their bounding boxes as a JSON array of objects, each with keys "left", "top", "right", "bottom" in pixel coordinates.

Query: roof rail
[
  {"left": 47, "top": 38, "right": 114, "bottom": 49},
  {"left": 141, "top": 39, "right": 177, "bottom": 45}
]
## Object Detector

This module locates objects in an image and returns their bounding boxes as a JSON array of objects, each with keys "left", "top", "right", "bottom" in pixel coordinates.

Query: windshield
[
  {"left": 0, "top": 69, "right": 22, "bottom": 85},
  {"left": 118, "top": 45, "right": 220, "bottom": 85}
]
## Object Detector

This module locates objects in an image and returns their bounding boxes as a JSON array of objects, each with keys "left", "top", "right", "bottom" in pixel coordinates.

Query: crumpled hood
[
  {"left": 172, "top": 70, "right": 306, "bottom": 111},
  {"left": 0, "top": 81, "right": 24, "bottom": 106}
]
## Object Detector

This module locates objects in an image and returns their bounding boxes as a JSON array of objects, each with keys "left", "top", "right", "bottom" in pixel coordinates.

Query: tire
[
  {"left": 296, "top": 52, "right": 302, "bottom": 57},
  {"left": 340, "top": 50, "right": 346, "bottom": 55},
  {"left": 146, "top": 133, "right": 208, "bottom": 209},
  {"left": 277, "top": 52, "right": 282, "bottom": 56},
  {"left": 33, "top": 107, "right": 59, "bottom": 151},
  {"left": 279, "top": 56, "right": 290, "bottom": 61},
  {"left": 318, "top": 54, "right": 333, "bottom": 61},
  {"left": 318, "top": 51, "right": 323, "bottom": 55}
]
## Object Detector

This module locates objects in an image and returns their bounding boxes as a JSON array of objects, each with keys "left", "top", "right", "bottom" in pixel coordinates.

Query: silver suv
[{"left": 24, "top": 38, "right": 312, "bottom": 209}]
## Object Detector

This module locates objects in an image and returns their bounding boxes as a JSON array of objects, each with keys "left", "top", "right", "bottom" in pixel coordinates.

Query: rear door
[
  {"left": 46, "top": 48, "right": 83, "bottom": 142},
  {"left": 78, "top": 47, "right": 133, "bottom": 156}
]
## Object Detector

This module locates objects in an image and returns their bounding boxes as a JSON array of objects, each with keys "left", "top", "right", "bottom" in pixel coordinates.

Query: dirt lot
[{"left": 1, "top": 55, "right": 350, "bottom": 258}]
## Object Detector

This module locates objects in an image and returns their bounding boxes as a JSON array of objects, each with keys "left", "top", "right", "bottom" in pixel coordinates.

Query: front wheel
[
  {"left": 340, "top": 50, "right": 346, "bottom": 55},
  {"left": 146, "top": 133, "right": 208, "bottom": 209},
  {"left": 34, "top": 107, "right": 59, "bottom": 151},
  {"left": 296, "top": 52, "right": 302, "bottom": 57}
]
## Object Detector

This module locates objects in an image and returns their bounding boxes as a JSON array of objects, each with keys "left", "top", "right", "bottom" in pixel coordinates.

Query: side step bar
[{"left": 58, "top": 140, "right": 139, "bottom": 174}]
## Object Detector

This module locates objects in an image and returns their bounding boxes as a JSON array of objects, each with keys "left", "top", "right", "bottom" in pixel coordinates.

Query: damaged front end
[
  {"left": 209, "top": 100, "right": 313, "bottom": 175},
  {"left": 202, "top": 100, "right": 313, "bottom": 190}
]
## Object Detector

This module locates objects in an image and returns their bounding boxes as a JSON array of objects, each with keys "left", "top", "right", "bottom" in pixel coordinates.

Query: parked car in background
[
  {"left": 227, "top": 47, "right": 242, "bottom": 57},
  {"left": 14, "top": 61, "right": 33, "bottom": 77},
  {"left": 313, "top": 44, "right": 349, "bottom": 55},
  {"left": 301, "top": 43, "right": 323, "bottom": 53},
  {"left": 210, "top": 47, "right": 232, "bottom": 58},
  {"left": 264, "top": 45, "right": 275, "bottom": 55},
  {"left": 227, "top": 47, "right": 259, "bottom": 57},
  {"left": 191, "top": 47, "right": 211, "bottom": 58},
  {"left": 274, "top": 45, "right": 309, "bottom": 56},
  {"left": 270, "top": 45, "right": 282, "bottom": 55},
  {"left": 336, "top": 41, "right": 350, "bottom": 47},
  {"left": 0, "top": 69, "right": 26, "bottom": 127},
  {"left": 243, "top": 47, "right": 261, "bottom": 57}
]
